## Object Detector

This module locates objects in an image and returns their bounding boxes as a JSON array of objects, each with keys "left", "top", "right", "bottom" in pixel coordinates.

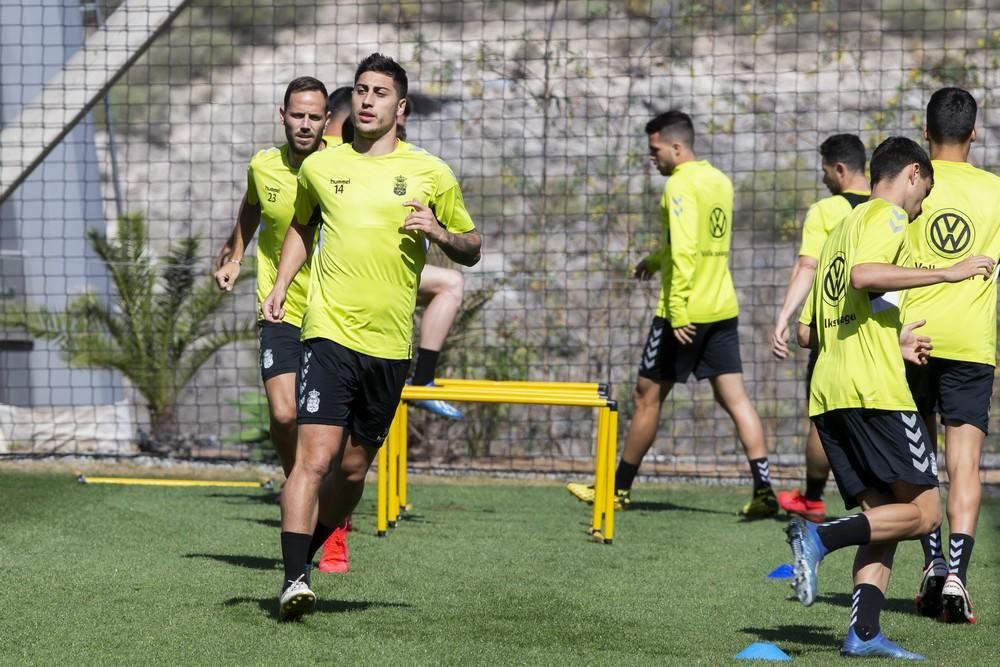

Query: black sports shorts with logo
[
  {"left": 812, "top": 408, "right": 939, "bottom": 510},
  {"left": 296, "top": 338, "right": 409, "bottom": 446},
  {"left": 637, "top": 316, "right": 743, "bottom": 383},
  {"left": 905, "top": 357, "right": 993, "bottom": 434},
  {"left": 258, "top": 321, "right": 302, "bottom": 382}
]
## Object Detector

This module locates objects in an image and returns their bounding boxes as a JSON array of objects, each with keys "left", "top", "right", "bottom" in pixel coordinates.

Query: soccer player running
[
  {"left": 771, "top": 135, "right": 870, "bottom": 522},
  {"left": 789, "top": 136, "right": 994, "bottom": 659},
  {"left": 340, "top": 93, "right": 467, "bottom": 420},
  {"left": 571, "top": 110, "right": 777, "bottom": 517},
  {"left": 903, "top": 88, "right": 1000, "bottom": 624},
  {"left": 313, "top": 90, "right": 468, "bottom": 576},
  {"left": 213, "top": 76, "right": 331, "bottom": 474},
  {"left": 262, "top": 53, "right": 481, "bottom": 621}
]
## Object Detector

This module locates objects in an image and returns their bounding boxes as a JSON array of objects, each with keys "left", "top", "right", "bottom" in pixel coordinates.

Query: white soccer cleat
[
  {"left": 278, "top": 574, "right": 316, "bottom": 621},
  {"left": 941, "top": 574, "right": 975, "bottom": 624}
]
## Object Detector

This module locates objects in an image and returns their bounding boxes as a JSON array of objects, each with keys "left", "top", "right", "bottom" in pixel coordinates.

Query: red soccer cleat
[
  {"left": 317, "top": 525, "right": 350, "bottom": 574},
  {"left": 777, "top": 488, "right": 825, "bottom": 523}
]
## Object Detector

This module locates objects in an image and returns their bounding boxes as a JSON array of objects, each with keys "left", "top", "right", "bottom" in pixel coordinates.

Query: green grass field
[{"left": 0, "top": 468, "right": 996, "bottom": 665}]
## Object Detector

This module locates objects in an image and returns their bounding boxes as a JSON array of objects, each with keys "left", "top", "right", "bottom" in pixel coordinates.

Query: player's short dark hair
[
  {"left": 283, "top": 76, "right": 328, "bottom": 109},
  {"left": 869, "top": 136, "right": 933, "bottom": 186},
  {"left": 327, "top": 86, "right": 353, "bottom": 116},
  {"left": 342, "top": 119, "right": 354, "bottom": 143},
  {"left": 354, "top": 53, "right": 408, "bottom": 99},
  {"left": 819, "top": 134, "right": 866, "bottom": 173},
  {"left": 644, "top": 110, "right": 695, "bottom": 148},
  {"left": 927, "top": 87, "right": 976, "bottom": 144}
]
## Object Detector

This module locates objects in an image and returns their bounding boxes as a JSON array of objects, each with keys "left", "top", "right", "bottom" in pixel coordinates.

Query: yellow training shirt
[
  {"left": 293, "top": 140, "right": 476, "bottom": 359},
  {"left": 800, "top": 199, "right": 915, "bottom": 415},
  {"left": 646, "top": 160, "right": 739, "bottom": 327},
  {"left": 900, "top": 160, "right": 1000, "bottom": 366},
  {"left": 247, "top": 136, "right": 341, "bottom": 327},
  {"left": 798, "top": 191, "right": 870, "bottom": 260}
]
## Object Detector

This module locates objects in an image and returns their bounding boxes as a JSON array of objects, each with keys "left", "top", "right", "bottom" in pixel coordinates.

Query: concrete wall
[{"left": 0, "top": 0, "right": 121, "bottom": 406}]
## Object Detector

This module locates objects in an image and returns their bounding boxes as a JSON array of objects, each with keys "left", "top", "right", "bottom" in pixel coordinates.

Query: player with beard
[
  {"left": 214, "top": 76, "right": 331, "bottom": 477},
  {"left": 262, "top": 54, "right": 481, "bottom": 621}
]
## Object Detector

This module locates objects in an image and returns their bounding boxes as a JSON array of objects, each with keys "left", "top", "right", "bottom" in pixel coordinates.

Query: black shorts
[
  {"left": 812, "top": 408, "right": 939, "bottom": 510},
  {"left": 905, "top": 357, "right": 993, "bottom": 434},
  {"left": 259, "top": 321, "right": 301, "bottom": 382},
  {"left": 296, "top": 338, "right": 409, "bottom": 446},
  {"left": 637, "top": 316, "right": 743, "bottom": 383}
]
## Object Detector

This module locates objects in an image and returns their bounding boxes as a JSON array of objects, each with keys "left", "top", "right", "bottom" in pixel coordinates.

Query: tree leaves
[{"left": 1, "top": 214, "right": 257, "bottom": 450}]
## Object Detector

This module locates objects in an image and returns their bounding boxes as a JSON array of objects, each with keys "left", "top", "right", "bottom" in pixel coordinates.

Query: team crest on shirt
[
  {"left": 262, "top": 348, "right": 274, "bottom": 370},
  {"left": 393, "top": 175, "right": 407, "bottom": 196},
  {"left": 306, "top": 389, "right": 321, "bottom": 414}
]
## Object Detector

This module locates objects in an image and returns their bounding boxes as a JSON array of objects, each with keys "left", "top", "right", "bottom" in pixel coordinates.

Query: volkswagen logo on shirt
[
  {"left": 926, "top": 208, "right": 974, "bottom": 258},
  {"left": 822, "top": 252, "right": 847, "bottom": 306},
  {"left": 709, "top": 207, "right": 727, "bottom": 239}
]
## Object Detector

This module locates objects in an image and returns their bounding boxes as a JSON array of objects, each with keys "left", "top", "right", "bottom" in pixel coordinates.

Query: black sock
[
  {"left": 748, "top": 457, "right": 772, "bottom": 491},
  {"left": 410, "top": 347, "right": 440, "bottom": 386},
  {"left": 614, "top": 460, "right": 640, "bottom": 492},
  {"left": 280, "top": 531, "right": 313, "bottom": 588},
  {"left": 307, "top": 522, "right": 336, "bottom": 563},
  {"left": 851, "top": 583, "right": 884, "bottom": 641},
  {"left": 947, "top": 533, "right": 975, "bottom": 584},
  {"left": 920, "top": 528, "right": 943, "bottom": 568},
  {"left": 804, "top": 476, "right": 826, "bottom": 501},
  {"left": 817, "top": 513, "right": 871, "bottom": 553}
]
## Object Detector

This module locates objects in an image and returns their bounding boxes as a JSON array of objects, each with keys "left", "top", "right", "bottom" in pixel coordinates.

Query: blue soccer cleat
[
  {"left": 786, "top": 516, "right": 826, "bottom": 606},
  {"left": 840, "top": 628, "right": 925, "bottom": 660},
  {"left": 409, "top": 381, "right": 464, "bottom": 420}
]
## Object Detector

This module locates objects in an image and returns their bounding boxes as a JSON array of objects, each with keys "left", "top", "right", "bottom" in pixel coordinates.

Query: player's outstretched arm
[
  {"left": 214, "top": 194, "right": 262, "bottom": 291},
  {"left": 772, "top": 256, "right": 818, "bottom": 359},
  {"left": 403, "top": 200, "right": 482, "bottom": 266},
  {"left": 261, "top": 218, "right": 311, "bottom": 322},
  {"left": 850, "top": 255, "right": 995, "bottom": 292},
  {"left": 900, "top": 319, "right": 932, "bottom": 366}
]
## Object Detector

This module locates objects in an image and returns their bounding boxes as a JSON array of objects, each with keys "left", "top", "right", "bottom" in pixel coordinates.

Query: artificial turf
[{"left": 0, "top": 467, "right": 996, "bottom": 665}]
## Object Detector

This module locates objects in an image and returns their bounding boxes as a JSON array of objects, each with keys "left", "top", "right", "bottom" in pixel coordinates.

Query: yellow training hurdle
[{"left": 376, "top": 380, "right": 619, "bottom": 543}]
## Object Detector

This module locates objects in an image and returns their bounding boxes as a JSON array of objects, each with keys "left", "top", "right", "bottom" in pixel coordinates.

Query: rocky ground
[{"left": 73, "top": 1, "right": 1000, "bottom": 462}]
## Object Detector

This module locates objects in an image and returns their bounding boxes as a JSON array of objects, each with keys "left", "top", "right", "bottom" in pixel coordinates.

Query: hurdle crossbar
[{"left": 377, "top": 381, "right": 618, "bottom": 543}]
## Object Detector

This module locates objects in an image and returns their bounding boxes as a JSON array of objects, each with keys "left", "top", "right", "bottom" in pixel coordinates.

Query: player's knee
[
  {"left": 632, "top": 382, "right": 661, "bottom": 410},
  {"left": 296, "top": 453, "right": 333, "bottom": 482},
  {"left": 445, "top": 269, "right": 464, "bottom": 300},
  {"left": 918, "top": 502, "right": 943, "bottom": 534},
  {"left": 338, "top": 457, "right": 371, "bottom": 484},
  {"left": 269, "top": 402, "right": 297, "bottom": 431}
]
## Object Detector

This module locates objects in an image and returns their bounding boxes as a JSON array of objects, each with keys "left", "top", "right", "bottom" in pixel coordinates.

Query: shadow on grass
[
  {"left": 186, "top": 553, "right": 279, "bottom": 571},
  {"left": 241, "top": 517, "right": 281, "bottom": 529},
  {"left": 205, "top": 491, "right": 280, "bottom": 506},
  {"left": 224, "top": 596, "right": 413, "bottom": 620},
  {"left": 626, "top": 500, "right": 731, "bottom": 515},
  {"left": 816, "top": 592, "right": 916, "bottom": 615},
  {"left": 740, "top": 623, "right": 839, "bottom": 650}
]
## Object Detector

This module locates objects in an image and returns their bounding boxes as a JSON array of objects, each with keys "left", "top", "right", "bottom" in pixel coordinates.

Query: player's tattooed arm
[
  {"left": 434, "top": 229, "right": 482, "bottom": 266},
  {"left": 403, "top": 200, "right": 482, "bottom": 266}
]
